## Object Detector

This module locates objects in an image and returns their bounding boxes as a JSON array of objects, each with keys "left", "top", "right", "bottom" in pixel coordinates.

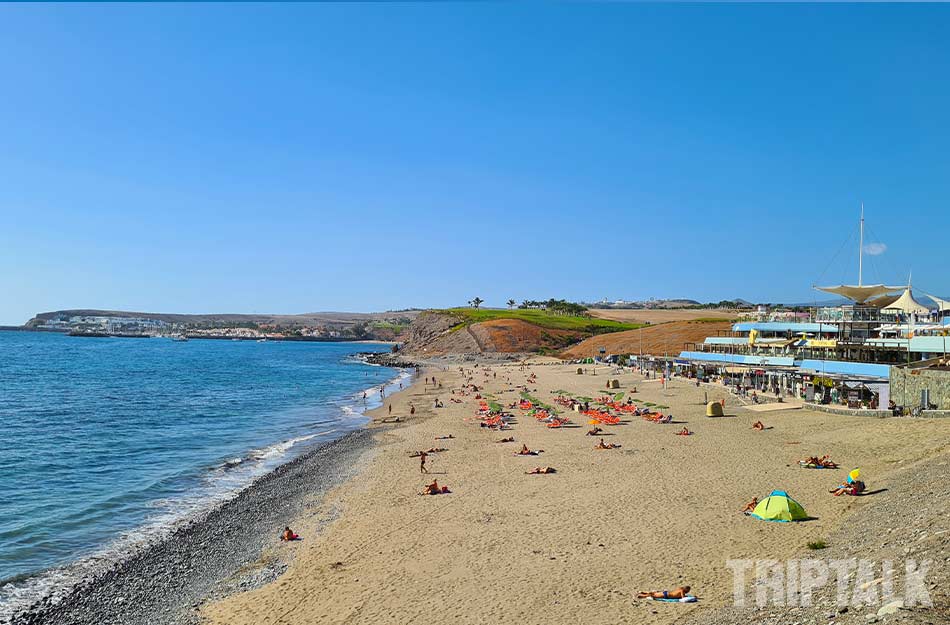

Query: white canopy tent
[
  {"left": 814, "top": 284, "right": 903, "bottom": 304},
  {"left": 922, "top": 292, "right": 950, "bottom": 312},
  {"left": 882, "top": 287, "right": 931, "bottom": 315}
]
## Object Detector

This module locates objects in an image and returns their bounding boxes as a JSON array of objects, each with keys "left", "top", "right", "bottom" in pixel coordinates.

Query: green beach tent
[{"left": 750, "top": 490, "right": 808, "bottom": 522}]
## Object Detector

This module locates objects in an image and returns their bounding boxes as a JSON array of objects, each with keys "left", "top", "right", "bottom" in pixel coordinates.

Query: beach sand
[{"left": 202, "top": 361, "right": 950, "bottom": 625}]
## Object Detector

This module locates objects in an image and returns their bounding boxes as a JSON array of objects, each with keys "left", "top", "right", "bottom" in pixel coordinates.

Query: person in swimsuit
[
  {"left": 752, "top": 420, "right": 765, "bottom": 431},
  {"left": 280, "top": 526, "right": 298, "bottom": 541},
  {"left": 586, "top": 427, "right": 603, "bottom": 436},
  {"left": 676, "top": 427, "right": 691, "bottom": 436},
  {"left": 741, "top": 497, "right": 758, "bottom": 515},
  {"left": 419, "top": 451, "right": 428, "bottom": 473},
  {"left": 420, "top": 479, "right": 449, "bottom": 495},
  {"left": 830, "top": 480, "right": 865, "bottom": 496},
  {"left": 526, "top": 467, "right": 556, "bottom": 474},
  {"left": 637, "top": 586, "right": 691, "bottom": 599},
  {"left": 595, "top": 438, "right": 619, "bottom": 450}
]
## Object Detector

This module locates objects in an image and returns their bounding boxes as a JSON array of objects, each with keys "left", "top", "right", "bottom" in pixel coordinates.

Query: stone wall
[
  {"left": 804, "top": 403, "right": 891, "bottom": 418},
  {"left": 889, "top": 366, "right": 950, "bottom": 409}
]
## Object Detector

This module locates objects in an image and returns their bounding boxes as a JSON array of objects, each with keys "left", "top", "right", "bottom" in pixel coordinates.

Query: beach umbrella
[{"left": 847, "top": 468, "right": 861, "bottom": 484}]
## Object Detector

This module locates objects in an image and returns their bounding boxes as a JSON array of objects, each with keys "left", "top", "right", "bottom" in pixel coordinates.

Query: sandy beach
[{"left": 201, "top": 359, "right": 950, "bottom": 625}]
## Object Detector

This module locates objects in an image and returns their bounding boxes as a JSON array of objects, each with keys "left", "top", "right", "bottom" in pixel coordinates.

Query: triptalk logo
[{"left": 726, "top": 559, "right": 934, "bottom": 608}]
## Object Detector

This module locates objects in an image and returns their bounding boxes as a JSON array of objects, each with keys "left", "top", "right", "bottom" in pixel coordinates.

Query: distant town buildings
[{"left": 29, "top": 313, "right": 402, "bottom": 341}]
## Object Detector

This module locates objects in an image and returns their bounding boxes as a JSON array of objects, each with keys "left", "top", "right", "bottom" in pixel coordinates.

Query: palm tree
[
  {"left": 471, "top": 297, "right": 484, "bottom": 309},
  {"left": 507, "top": 299, "right": 516, "bottom": 309}
]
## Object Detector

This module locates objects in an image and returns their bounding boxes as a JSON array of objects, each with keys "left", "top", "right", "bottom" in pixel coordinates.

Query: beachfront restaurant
[{"left": 675, "top": 348, "right": 893, "bottom": 409}]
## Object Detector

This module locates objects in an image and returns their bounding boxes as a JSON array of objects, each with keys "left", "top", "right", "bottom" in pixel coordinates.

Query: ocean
[{"left": 0, "top": 331, "right": 405, "bottom": 619}]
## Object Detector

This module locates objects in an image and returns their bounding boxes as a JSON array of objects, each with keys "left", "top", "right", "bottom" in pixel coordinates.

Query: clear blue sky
[{"left": 2, "top": 4, "right": 949, "bottom": 325}]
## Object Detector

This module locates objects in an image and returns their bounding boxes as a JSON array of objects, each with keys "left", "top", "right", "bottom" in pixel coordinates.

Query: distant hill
[
  {"left": 587, "top": 298, "right": 702, "bottom": 309},
  {"left": 562, "top": 319, "right": 735, "bottom": 359}
]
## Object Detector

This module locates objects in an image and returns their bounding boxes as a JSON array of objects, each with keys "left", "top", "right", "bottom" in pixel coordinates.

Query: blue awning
[
  {"left": 797, "top": 359, "right": 890, "bottom": 379},
  {"left": 733, "top": 322, "right": 839, "bottom": 334},
  {"left": 678, "top": 352, "right": 890, "bottom": 379},
  {"left": 678, "top": 351, "right": 795, "bottom": 367}
]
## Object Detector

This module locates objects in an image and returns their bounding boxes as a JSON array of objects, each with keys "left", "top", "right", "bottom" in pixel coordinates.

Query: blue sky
[{"left": 1, "top": 4, "right": 949, "bottom": 324}]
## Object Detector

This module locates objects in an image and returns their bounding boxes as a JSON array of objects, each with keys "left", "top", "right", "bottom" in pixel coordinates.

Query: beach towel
[{"left": 651, "top": 596, "right": 697, "bottom": 603}]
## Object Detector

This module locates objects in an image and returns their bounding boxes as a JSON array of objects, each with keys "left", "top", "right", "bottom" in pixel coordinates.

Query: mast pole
[{"left": 858, "top": 203, "right": 864, "bottom": 286}]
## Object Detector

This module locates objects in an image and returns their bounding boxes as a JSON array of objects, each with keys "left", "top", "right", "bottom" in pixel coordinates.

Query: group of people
[
  {"left": 741, "top": 454, "right": 866, "bottom": 514},
  {"left": 410, "top": 364, "right": 701, "bottom": 601}
]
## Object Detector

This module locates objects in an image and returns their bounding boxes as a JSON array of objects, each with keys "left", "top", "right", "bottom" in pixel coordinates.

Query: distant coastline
[
  {"left": 0, "top": 326, "right": 397, "bottom": 344},
  {"left": 0, "top": 325, "right": 65, "bottom": 332},
  {"left": 16, "top": 308, "right": 419, "bottom": 342}
]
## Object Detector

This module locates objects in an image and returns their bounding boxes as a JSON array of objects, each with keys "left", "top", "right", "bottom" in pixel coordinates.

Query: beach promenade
[{"left": 202, "top": 360, "right": 950, "bottom": 625}]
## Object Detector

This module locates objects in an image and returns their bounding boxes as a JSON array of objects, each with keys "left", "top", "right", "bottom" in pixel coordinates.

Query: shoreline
[
  {"left": 5, "top": 362, "right": 417, "bottom": 625},
  {"left": 0, "top": 328, "right": 401, "bottom": 344},
  {"left": 9, "top": 430, "right": 381, "bottom": 625}
]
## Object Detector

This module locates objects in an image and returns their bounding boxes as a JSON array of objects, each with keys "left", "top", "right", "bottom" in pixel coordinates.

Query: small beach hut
[{"left": 750, "top": 490, "right": 808, "bottom": 522}]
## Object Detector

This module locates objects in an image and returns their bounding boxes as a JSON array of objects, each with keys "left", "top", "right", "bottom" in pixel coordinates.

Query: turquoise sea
[{"left": 0, "top": 331, "right": 403, "bottom": 618}]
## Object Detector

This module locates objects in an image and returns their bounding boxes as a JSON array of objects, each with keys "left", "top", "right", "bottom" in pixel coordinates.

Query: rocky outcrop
[{"left": 398, "top": 311, "right": 480, "bottom": 356}]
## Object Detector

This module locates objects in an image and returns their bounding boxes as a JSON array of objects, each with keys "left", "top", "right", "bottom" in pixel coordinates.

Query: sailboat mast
[{"left": 858, "top": 203, "right": 864, "bottom": 287}]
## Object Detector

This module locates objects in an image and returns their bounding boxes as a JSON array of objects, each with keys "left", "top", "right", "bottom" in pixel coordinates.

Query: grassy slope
[{"left": 440, "top": 308, "right": 644, "bottom": 334}]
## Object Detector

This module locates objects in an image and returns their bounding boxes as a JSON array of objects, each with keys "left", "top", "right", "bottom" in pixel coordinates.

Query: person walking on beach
[
  {"left": 419, "top": 451, "right": 429, "bottom": 473},
  {"left": 388, "top": 404, "right": 392, "bottom": 415},
  {"left": 410, "top": 404, "right": 416, "bottom": 416}
]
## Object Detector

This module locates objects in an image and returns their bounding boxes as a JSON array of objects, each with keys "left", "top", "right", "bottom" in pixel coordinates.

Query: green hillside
[{"left": 440, "top": 307, "right": 644, "bottom": 334}]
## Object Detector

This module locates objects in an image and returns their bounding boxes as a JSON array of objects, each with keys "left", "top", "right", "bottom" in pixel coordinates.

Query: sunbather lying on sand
[
  {"left": 420, "top": 479, "right": 450, "bottom": 495},
  {"left": 526, "top": 467, "right": 556, "bottom": 474},
  {"left": 281, "top": 526, "right": 299, "bottom": 541},
  {"left": 595, "top": 438, "right": 620, "bottom": 450},
  {"left": 517, "top": 444, "right": 543, "bottom": 456},
  {"left": 637, "top": 586, "right": 691, "bottom": 599},
  {"left": 435, "top": 435, "right": 455, "bottom": 440},
  {"left": 426, "top": 447, "right": 447, "bottom": 453},
  {"left": 752, "top": 420, "right": 765, "bottom": 431},
  {"left": 801, "top": 455, "right": 838, "bottom": 468},
  {"left": 586, "top": 427, "right": 603, "bottom": 436},
  {"left": 676, "top": 427, "right": 691, "bottom": 436},
  {"left": 497, "top": 437, "right": 515, "bottom": 443},
  {"left": 741, "top": 497, "right": 758, "bottom": 515}
]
